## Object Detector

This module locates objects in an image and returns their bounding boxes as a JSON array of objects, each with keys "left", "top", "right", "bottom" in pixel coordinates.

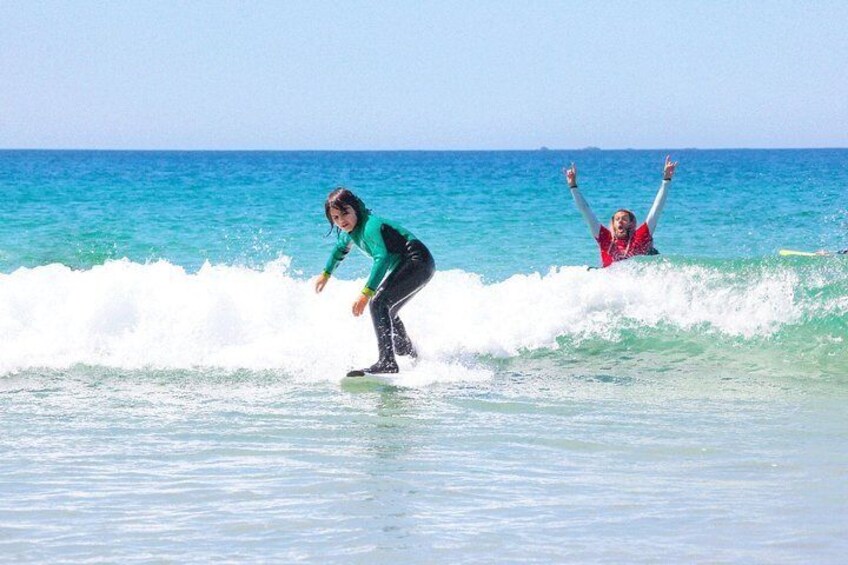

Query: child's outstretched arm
[
  {"left": 315, "top": 234, "right": 353, "bottom": 293},
  {"left": 314, "top": 272, "right": 330, "bottom": 293}
]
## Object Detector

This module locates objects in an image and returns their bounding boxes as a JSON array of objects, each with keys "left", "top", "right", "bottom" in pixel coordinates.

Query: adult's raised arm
[
  {"left": 645, "top": 155, "right": 677, "bottom": 234},
  {"left": 564, "top": 163, "right": 601, "bottom": 239}
]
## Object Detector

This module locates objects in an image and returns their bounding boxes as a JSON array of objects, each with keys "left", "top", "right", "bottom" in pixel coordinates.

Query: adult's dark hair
[
  {"left": 324, "top": 187, "right": 367, "bottom": 234},
  {"left": 610, "top": 208, "right": 636, "bottom": 223}
]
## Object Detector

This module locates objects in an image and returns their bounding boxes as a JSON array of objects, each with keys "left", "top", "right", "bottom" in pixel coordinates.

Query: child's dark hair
[{"left": 324, "top": 187, "right": 367, "bottom": 234}]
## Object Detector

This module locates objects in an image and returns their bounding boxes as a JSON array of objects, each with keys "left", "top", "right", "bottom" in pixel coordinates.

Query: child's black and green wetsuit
[{"left": 323, "top": 210, "right": 435, "bottom": 373}]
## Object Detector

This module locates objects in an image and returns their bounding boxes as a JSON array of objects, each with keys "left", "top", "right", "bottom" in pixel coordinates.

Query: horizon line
[{"left": 1, "top": 146, "right": 847, "bottom": 153}]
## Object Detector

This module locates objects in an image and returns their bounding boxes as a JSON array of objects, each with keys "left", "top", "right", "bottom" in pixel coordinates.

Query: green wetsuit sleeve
[
  {"left": 323, "top": 232, "right": 353, "bottom": 276},
  {"left": 361, "top": 220, "right": 393, "bottom": 295}
]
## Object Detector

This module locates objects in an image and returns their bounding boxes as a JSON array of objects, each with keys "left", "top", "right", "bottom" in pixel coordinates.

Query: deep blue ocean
[{"left": 1, "top": 149, "right": 847, "bottom": 562}]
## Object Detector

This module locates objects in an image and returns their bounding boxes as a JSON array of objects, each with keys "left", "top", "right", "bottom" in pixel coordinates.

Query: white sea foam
[{"left": 0, "top": 258, "right": 804, "bottom": 376}]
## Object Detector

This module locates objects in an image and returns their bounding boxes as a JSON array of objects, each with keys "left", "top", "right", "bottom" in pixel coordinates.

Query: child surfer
[
  {"left": 565, "top": 155, "right": 678, "bottom": 268},
  {"left": 314, "top": 188, "right": 435, "bottom": 375}
]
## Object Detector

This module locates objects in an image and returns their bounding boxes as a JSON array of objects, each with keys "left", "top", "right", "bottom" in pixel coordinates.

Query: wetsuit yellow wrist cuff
[
  {"left": 362, "top": 287, "right": 375, "bottom": 297},
  {"left": 321, "top": 271, "right": 331, "bottom": 278}
]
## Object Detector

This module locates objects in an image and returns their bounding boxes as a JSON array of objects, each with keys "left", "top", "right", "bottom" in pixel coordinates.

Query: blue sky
[{"left": 2, "top": 0, "right": 846, "bottom": 150}]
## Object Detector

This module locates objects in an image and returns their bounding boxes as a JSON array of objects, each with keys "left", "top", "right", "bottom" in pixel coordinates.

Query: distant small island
[{"left": 537, "top": 146, "right": 602, "bottom": 151}]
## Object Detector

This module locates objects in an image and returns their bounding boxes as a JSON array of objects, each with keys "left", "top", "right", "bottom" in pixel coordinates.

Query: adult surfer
[{"left": 565, "top": 156, "right": 678, "bottom": 267}]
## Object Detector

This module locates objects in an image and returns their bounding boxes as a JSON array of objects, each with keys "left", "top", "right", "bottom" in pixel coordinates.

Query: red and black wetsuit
[
  {"left": 569, "top": 179, "right": 671, "bottom": 268},
  {"left": 596, "top": 223, "right": 655, "bottom": 268}
]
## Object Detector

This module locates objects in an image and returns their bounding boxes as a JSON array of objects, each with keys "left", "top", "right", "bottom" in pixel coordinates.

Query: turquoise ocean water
[{"left": 1, "top": 149, "right": 847, "bottom": 562}]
